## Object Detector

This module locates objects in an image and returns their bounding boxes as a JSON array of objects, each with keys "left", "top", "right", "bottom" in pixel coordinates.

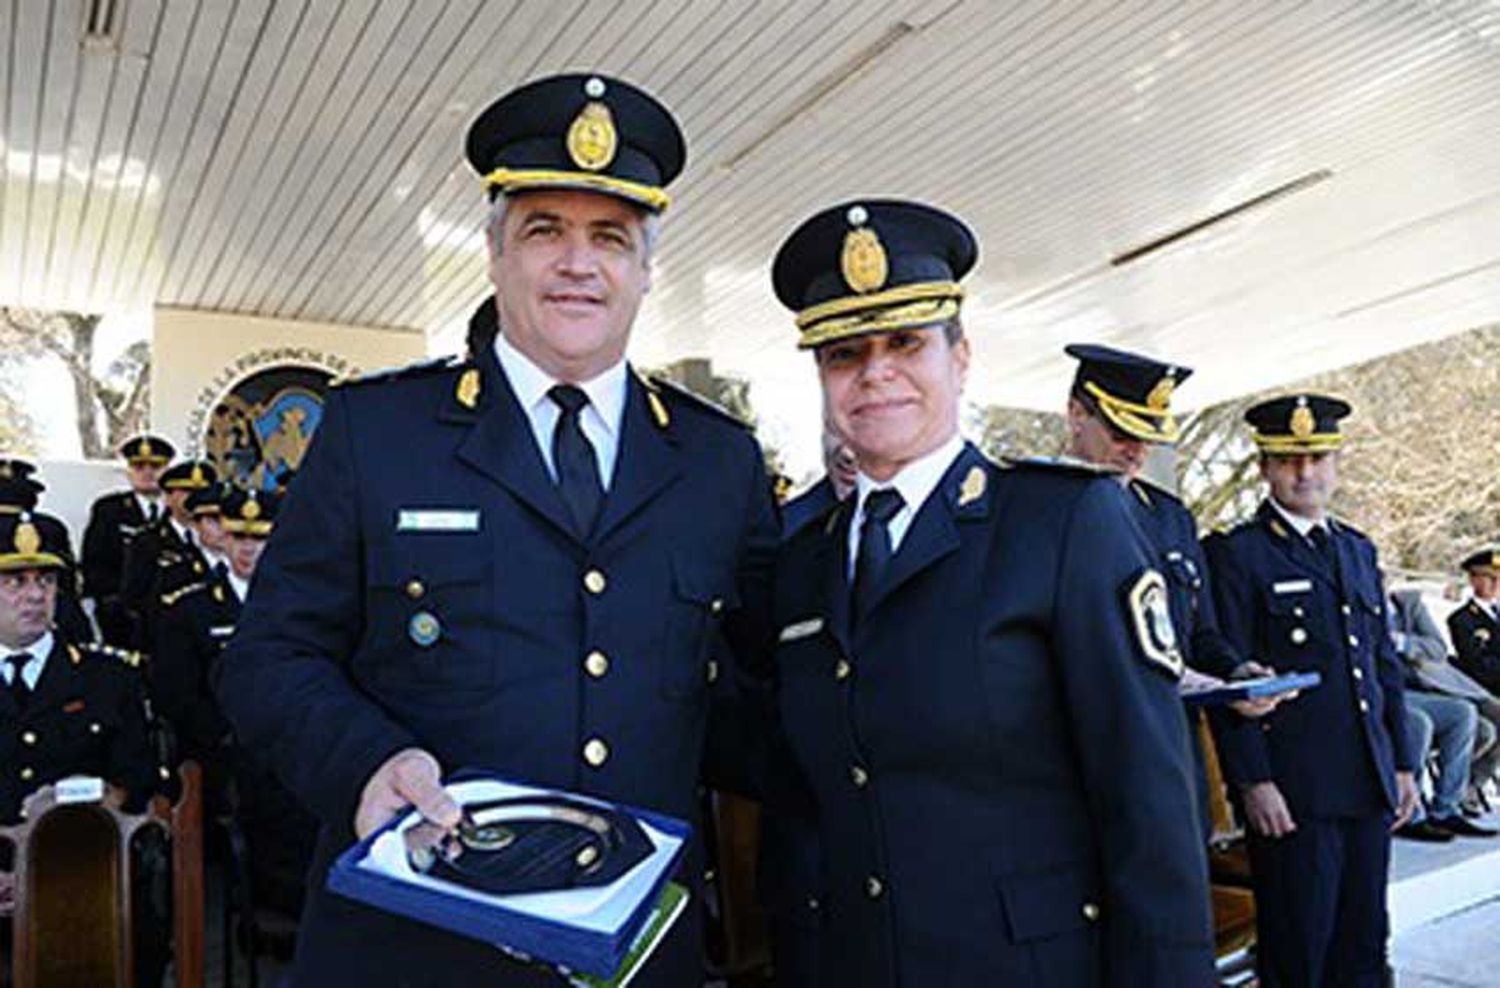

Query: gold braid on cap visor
[
  {"left": 796, "top": 282, "right": 964, "bottom": 350},
  {"left": 482, "top": 168, "right": 671, "bottom": 212},
  {"left": 1082, "top": 381, "right": 1180, "bottom": 444},
  {"left": 221, "top": 520, "right": 274, "bottom": 536},
  {"left": 1253, "top": 432, "right": 1345, "bottom": 453},
  {"left": 0, "top": 551, "right": 64, "bottom": 572}
]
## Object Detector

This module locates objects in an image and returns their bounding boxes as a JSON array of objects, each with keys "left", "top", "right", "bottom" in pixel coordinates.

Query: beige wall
[{"left": 152, "top": 307, "right": 428, "bottom": 455}]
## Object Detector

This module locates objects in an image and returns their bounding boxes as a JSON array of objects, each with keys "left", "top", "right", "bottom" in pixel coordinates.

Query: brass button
[
  {"left": 585, "top": 651, "right": 609, "bottom": 678},
  {"left": 405, "top": 579, "right": 425, "bottom": 600},
  {"left": 1341, "top": 604, "right": 1352, "bottom": 615},
  {"left": 706, "top": 659, "right": 719, "bottom": 684},
  {"left": 1347, "top": 635, "right": 1359, "bottom": 647},
  {"left": 575, "top": 845, "right": 600, "bottom": 869},
  {"left": 583, "top": 737, "right": 610, "bottom": 767},
  {"left": 806, "top": 895, "right": 820, "bottom": 911},
  {"left": 1290, "top": 628, "right": 1308, "bottom": 645},
  {"left": 19, "top": 767, "right": 33, "bottom": 781},
  {"left": 159, "top": 765, "right": 171, "bottom": 780},
  {"left": 1082, "top": 902, "right": 1101, "bottom": 921},
  {"left": 20, "top": 731, "right": 36, "bottom": 745},
  {"left": 1293, "top": 606, "right": 1306, "bottom": 618},
  {"left": 865, "top": 875, "right": 884, "bottom": 899},
  {"left": 1358, "top": 699, "right": 1370, "bottom": 713},
  {"left": 850, "top": 765, "right": 869, "bottom": 788},
  {"left": 584, "top": 569, "right": 607, "bottom": 595},
  {"left": 89, "top": 722, "right": 102, "bottom": 734},
  {"left": 834, "top": 659, "right": 852, "bottom": 681},
  {"left": 710, "top": 597, "right": 724, "bottom": 615},
  {"left": 1352, "top": 667, "right": 1364, "bottom": 680}
]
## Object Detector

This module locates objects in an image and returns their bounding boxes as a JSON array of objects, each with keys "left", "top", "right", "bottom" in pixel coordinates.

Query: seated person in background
[
  {"left": 0, "top": 458, "right": 92, "bottom": 643},
  {"left": 1397, "top": 695, "right": 1491, "bottom": 840},
  {"left": 1448, "top": 549, "right": 1500, "bottom": 697},
  {"left": 1392, "top": 582, "right": 1500, "bottom": 815},
  {"left": 0, "top": 511, "right": 159, "bottom": 825}
]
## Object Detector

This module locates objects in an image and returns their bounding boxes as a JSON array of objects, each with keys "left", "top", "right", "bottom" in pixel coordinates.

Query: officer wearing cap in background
[
  {"left": 217, "top": 72, "right": 777, "bottom": 985},
  {"left": 1062, "top": 346, "right": 1290, "bottom": 831},
  {"left": 0, "top": 458, "right": 92, "bottom": 643},
  {"left": 1448, "top": 549, "right": 1500, "bottom": 697},
  {"left": 153, "top": 481, "right": 233, "bottom": 607},
  {"left": 81, "top": 434, "right": 175, "bottom": 646},
  {"left": 119, "top": 459, "right": 217, "bottom": 650},
  {"left": 0, "top": 510, "right": 159, "bottom": 825},
  {"left": 1204, "top": 394, "right": 1417, "bottom": 987},
  {"left": 781, "top": 423, "right": 858, "bottom": 539},
  {"left": 763, "top": 199, "right": 1214, "bottom": 985}
]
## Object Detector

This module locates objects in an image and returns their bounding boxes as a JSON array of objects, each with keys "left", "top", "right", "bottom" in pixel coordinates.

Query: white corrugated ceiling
[{"left": 3, "top": 0, "right": 1499, "bottom": 469}]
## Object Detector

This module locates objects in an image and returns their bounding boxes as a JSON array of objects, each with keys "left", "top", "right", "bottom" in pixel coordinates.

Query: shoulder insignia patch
[
  {"left": 1125, "top": 568, "right": 1184, "bottom": 679},
  {"left": 331, "top": 354, "right": 464, "bottom": 389},
  {"left": 644, "top": 374, "right": 752, "bottom": 430},
  {"left": 455, "top": 367, "right": 481, "bottom": 409},
  {"left": 1002, "top": 455, "right": 1119, "bottom": 478}
]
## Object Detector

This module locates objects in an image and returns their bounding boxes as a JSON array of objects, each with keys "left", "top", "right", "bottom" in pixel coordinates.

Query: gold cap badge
[
  {"left": 190, "top": 464, "right": 204, "bottom": 485},
  {"left": 567, "top": 101, "right": 618, "bottom": 172},
  {"left": 1289, "top": 402, "right": 1315, "bottom": 438},
  {"left": 1146, "top": 375, "right": 1175, "bottom": 412},
  {"left": 14, "top": 521, "right": 40, "bottom": 555},
  {"left": 241, "top": 497, "right": 262, "bottom": 521},
  {"left": 840, "top": 222, "right": 889, "bottom": 296},
  {"left": 136, "top": 438, "right": 151, "bottom": 458}
]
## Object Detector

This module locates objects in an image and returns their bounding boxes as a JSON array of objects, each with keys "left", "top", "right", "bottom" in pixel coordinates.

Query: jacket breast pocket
[
  {"left": 364, "top": 547, "right": 494, "bottom": 688},
  {"left": 660, "top": 555, "right": 739, "bottom": 701}
]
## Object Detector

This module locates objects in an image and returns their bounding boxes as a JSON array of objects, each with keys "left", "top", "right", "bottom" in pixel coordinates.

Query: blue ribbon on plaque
[{"left": 326, "top": 774, "right": 690, "bottom": 980}]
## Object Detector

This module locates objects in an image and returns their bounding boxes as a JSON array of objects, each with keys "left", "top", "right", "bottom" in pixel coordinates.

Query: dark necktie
[
  {"left": 213, "top": 561, "right": 229, "bottom": 583},
  {"left": 853, "top": 488, "right": 905, "bottom": 617},
  {"left": 147, "top": 501, "right": 160, "bottom": 523},
  {"left": 549, "top": 385, "right": 604, "bottom": 538},
  {"left": 1309, "top": 525, "right": 1337, "bottom": 568},
  {"left": 6, "top": 652, "right": 32, "bottom": 708}
]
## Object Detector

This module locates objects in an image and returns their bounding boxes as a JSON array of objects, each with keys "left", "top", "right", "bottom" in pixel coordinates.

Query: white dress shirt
[
  {"left": 847, "top": 432, "right": 966, "bottom": 580},
  {"left": 133, "top": 492, "right": 161, "bottom": 522},
  {"left": 2, "top": 630, "right": 52, "bottom": 690},
  {"left": 493, "top": 330, "right": 627, "bottom": 489},
  {"left": 226, "top": 570, "right": 250, "bottom": 604},
  {"left": 1268, "top": 497, "right": 1330, "bottom": 541}
]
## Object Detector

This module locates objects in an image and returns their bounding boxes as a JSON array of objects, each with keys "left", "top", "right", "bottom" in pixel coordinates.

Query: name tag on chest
[
  {"left": 1273, "top": 579, "right": 1313, "bottom": 595},
  {"left": 396, "top": 509, "right": 480, "bottom": 533}
]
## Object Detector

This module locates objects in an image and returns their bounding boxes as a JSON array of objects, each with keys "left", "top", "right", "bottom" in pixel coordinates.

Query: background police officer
[
  {"left": 1449, "top": 549, "right": 1500, "bottom": 696},
  {"left": 82, "top": 434, "right": 174, "bottom": 647},
  {"left": 0, "top": 458, "right": 92, "bottom": 642},
  {"left": 1205, "top": 394, "right": 1418, "bottom": 987},
  {"left": 217, "top": 73, "right": 777, "bottom": 985},
  {"left": 765, "top": 200, "right": 1214, "bottom": 985}
]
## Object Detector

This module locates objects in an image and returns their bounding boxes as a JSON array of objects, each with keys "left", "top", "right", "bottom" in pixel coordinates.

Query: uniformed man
[
  {"left": 82, "top": 434, "right": 175, "bottom": 646},
  {"left": 0, "top": 458, "right": 92, "bottom": 642},
  {"left": 1061, "top": 345, "right": 1290, "bottom": 836},
  {"left": 765, "top": 200, "right": 1214, "bottom": 985},
  {"left": 1204, "top": 394, "right": 1418, "bottom": 987},
  {"left": 0, "top": 511, "right": 159, "bottom": 824},
  {"left": 1447, "top": 549, "right": 1500, "bottom": 696},
  {"left": 119, "top": 459, "right": 216, "bottom": 650},
  {"left": 216, "top": 72, "right": 777, "bottom": 985}
]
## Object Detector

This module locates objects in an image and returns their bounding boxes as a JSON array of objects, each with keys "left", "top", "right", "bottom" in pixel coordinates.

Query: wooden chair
[{"left": 0, "top": 762, "right": 204, "bottom": 988}]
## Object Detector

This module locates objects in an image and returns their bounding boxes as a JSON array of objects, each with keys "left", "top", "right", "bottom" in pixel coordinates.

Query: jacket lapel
[
  {"left": 450, "top": 344, "right": 580, "bottom": 543},
  {"left": 593, "top": 373, "right": 682, "bottom": 545},
  {"left": 821, "top": 500, "right": 855, "bottom": 655},
  {"left": 1256, "top": 500, "right": 1337, "bottom": 590},
  {"left": 27, "top": 639, "right": 78, "bottom": 713}
]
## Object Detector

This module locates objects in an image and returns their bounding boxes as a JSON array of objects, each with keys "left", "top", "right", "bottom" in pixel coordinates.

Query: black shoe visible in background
[
  {"left": 1394, "top": 820, "right": 1457, "bottom": 843},
  {"left": 1432, "top": 815, "right": 1499, "bottom": 838}
]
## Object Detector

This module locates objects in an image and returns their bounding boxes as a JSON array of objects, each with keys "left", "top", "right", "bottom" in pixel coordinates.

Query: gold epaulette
[
  {"left": 160, "top": 581, "right": 208, "bottom": 608},
  {"left": 75, "top": 641, "right": 144, "bottom": 668},
  {"left": 643, "top": 375, "right": 753, "bottom": 430},
  {"left": 330, "top": 354, "right": 463, "bottom": 388}
]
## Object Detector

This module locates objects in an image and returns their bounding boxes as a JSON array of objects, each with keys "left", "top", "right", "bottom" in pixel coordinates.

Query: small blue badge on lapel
[
  {"left": 1126, "top": 568, "right": 1184, "bottom": 678},
  {"left": 409, "top": 611, "right": 442, "bottom": 648}
]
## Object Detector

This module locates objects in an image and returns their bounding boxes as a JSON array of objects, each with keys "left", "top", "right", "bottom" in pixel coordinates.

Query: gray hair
[{"left": 486, "top": 193, "right": 661, "bottom": 261}]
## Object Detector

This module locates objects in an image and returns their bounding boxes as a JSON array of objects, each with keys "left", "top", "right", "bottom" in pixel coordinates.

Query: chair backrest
[
  {"left": 0, "top": 761, "right": 204, "bottom": 988},
  {"left": 2, "top": 787, "right": 162, "bottom": 988}
]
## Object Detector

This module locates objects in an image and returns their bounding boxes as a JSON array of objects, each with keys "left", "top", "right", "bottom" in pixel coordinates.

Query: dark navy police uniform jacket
[
  {"left": 217, "top": 332, "right": 777, "bottom": 986},
  {"left": 772, "top": 445, "right": 1215, "bottom": 987},
  {"left": 1205, "top": 501, "right": 1413, "bottom": 817}
]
